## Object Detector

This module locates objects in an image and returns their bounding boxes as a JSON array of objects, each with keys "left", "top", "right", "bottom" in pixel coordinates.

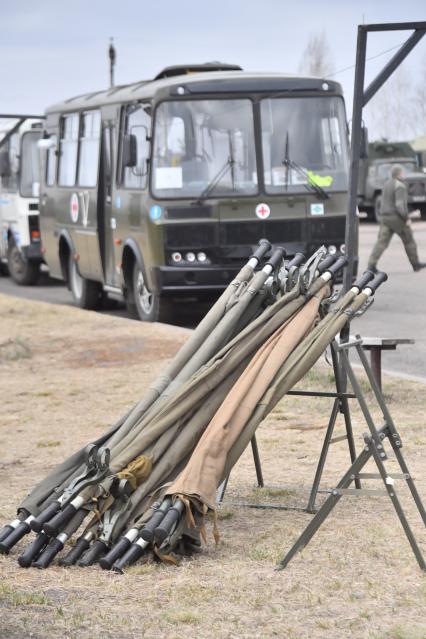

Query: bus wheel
[
  {"left": 68, "top": 254, "right": 101, "bottom": 310},
  {"left": 7, "top": 243, "right": 40, "bottom": 285},
  {"left": 130, "top": 262, "right": 169, "bottom": 322}
]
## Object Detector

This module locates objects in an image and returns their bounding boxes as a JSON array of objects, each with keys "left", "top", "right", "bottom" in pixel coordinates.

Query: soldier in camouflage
[{"left": 368, "top": 165, "right": 426, "bottom": 272}]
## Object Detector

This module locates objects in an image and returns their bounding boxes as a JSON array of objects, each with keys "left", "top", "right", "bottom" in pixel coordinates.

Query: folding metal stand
[
  {"left": 217, "top": 337, "right": 361, "bottom": 513},
  {"left": 277, "top": 336, "right": 426, "bottom": 571},
  {"left": 217, "top": 333, "right": 425, "bottom": 571}
]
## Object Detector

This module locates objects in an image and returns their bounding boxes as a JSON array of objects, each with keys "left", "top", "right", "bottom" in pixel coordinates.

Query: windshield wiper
[
  {"left": 194, "top": 132, "right": 236, "bottom": 204},
  {"left": 282, "top": 132, "right": 329, "bottom": 200}
]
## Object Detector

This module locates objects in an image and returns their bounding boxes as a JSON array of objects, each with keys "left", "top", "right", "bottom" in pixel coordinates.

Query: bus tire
[
  {"left": 129, "top": 261, "right": 170, "bottom": 323},
  {"left": 373, "top": 195, "right": 382, "bottom": 223},
  {"left": 7, "top": 243, "right": 40, "bottom": 286},
  {"left": 68, "top": 254, "right": 101, "bottom": 310}
]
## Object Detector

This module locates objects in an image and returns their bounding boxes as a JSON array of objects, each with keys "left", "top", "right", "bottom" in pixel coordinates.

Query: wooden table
[{"left": 361, "top": 338, "right": 415, "bottom": 389}]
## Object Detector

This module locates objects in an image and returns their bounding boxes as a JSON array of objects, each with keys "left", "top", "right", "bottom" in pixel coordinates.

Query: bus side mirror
[
  {"left": 360, "top": 125, "right": 369, "bottom": 159},
  {"left": 38, "top": 138, "right": 56, "bottom": 150},
  {"left": 0, "top": 149, "right": 11, "bottom": 177},
  {"left": 122, "top": 134, "right": 137, "bottom": 167}
]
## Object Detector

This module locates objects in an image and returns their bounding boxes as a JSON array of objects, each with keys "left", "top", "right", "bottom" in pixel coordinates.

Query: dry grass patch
[{"left": 0, "top": 292, "right": 425, "bottom": 639}]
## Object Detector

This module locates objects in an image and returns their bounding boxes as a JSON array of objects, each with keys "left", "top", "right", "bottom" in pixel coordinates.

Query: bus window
[
  {"left": 20, "top": 131, "right": 41, "bottom": 197},
  {"left": 152, "top": 100, "right": 257, "bottom": 198},
  {"left": 46, "top": 135, "right": 58, "bottom": 186},
  {"left": 121, "top": 104, "right": 151, "bottom": 189},
  {"left": 58, "top": 113, "right": 79, "bottom": 186},
  {"left": 78, "top": 111, "right": 101, "bottom": 187}
]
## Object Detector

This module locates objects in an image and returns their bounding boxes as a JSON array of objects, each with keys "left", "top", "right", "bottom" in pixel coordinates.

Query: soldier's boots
[{"left": 413, "top": 262, "right": 426, "bottom": 272}]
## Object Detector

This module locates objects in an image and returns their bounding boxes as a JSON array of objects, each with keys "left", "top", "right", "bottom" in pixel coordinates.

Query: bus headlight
[
  {"left": 328, "top": 245, "right": 337, "bottom": 255},
  {"left": 197, "top": 252, "right": 207, "bottom": 263},
  {"left": 171, "top": 252, "right": 182, "bottom": 263},
  {"left": 340, "top": 244, "right": 346, "bottom": 254},
  {"left": 186, "top": 252, "right": 196, "bottom": 263}
]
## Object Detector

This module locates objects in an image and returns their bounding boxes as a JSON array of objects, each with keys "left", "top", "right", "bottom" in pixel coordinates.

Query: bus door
[
  {"left": 97, "top": 123, "right": 118, "bottom": 286},
  {"left": 72, "top": 111, "right": 104, "bottom": 280}
]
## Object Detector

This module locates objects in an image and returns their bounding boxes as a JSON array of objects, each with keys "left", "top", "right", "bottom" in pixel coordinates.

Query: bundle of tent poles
[{"left": 0, "top": 240, "right": 387, "bottom": 571}]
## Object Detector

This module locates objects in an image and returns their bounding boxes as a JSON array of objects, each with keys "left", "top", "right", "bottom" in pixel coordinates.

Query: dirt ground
[{"left": 0, "top": 292, "right": 425, "bottom": 639}]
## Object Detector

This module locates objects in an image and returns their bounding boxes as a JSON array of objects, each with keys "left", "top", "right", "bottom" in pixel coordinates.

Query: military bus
[
  {"left": 38, "top": 63, "right": 352, "bottom": 321},
  {"left": 0, "top": 117, "right": 44, "bottom": 284}
]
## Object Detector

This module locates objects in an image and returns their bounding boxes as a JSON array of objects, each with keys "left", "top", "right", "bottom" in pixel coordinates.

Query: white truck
[{"left": 0, "top": 116, "right": 44, "bottom": 284}]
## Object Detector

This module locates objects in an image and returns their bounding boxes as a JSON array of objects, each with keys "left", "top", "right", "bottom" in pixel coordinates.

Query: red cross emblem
[{"left": 255, "top": 203, "right": 271, "bottom": 219}]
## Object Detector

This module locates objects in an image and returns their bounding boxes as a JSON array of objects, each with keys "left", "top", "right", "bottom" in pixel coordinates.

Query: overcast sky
[{"left": 1, "top": 1, "right": 425, "bottom": 137}]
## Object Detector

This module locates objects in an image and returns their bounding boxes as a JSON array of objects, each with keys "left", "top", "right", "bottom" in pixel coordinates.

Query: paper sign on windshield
[{"left": 155, "top": 167, "right": 183, "bottom": 189}]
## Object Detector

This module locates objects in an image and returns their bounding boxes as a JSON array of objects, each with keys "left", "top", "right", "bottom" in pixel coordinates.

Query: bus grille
[
  {"left": 221, "top": 219, "right": 304, "bottom": 245},
  {"left": 165, "top": 223, "right": 216, "bottom": 249},
  {"left": 309, "top": 217, "right": 345, "bottom": 241}
]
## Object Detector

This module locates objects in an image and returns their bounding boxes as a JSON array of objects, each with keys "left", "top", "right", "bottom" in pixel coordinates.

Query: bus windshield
[
  {"left": 152, "top": 99, "right": 257, "bottom": 198},
  {"left": 20, "top": 131, "right": 41, "bottom": 197},
  {"left": 261, "top": 96, "right": 349, "bottom": 193}
]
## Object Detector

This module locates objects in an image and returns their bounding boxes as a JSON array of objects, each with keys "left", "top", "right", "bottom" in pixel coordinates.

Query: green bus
[{"left": 39, "top": 63, "right": 352, "bottom": 321}]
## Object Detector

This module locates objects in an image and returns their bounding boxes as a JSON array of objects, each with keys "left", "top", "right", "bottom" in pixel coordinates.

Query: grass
[
  {"left": 0, "top": 583, "right": 48, "bottom": 607},
  {"left": 36, "top": 440, "right": 61, "bottom": 448},
  {"left": 0, "top": 337, "right": 32, "bottom": 361}
]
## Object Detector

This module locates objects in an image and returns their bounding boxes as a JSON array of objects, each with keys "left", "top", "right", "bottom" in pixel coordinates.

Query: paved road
[
  {"left": 1, "top": 220, "right": 425, "bottom": 378},
  {"left": 352, "top": 219, "right": 426, "bottom": 380}
]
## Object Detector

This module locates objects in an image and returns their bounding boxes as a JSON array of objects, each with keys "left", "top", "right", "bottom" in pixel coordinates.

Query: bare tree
[
  {"left": 364, "top": 68, "right": 413, "bottom": 141},
  {"left": 409, "top": 55, "right": 426, "bottom": 138},
  {"left": 298, "top": 31, "right": 335, "bottom": 78}
]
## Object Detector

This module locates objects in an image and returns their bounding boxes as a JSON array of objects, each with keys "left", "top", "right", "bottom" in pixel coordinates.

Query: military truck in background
[
  {"left": 0, "top": 117, "right": 44, "bottom": 284},
  {"left": 358, "top": 140, "right": 426, "bottom": 222}
]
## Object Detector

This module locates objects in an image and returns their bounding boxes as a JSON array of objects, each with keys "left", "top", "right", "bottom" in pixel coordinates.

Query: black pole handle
[
  {"left": 58, "top": 537, "right": 91, "bottom": 567},
  {"left": 365, "top": 271, "right": 388, "bottom": 293},
  {"left": 33, "top": 537, "right": 65, "bottom": 569},
  {"left": 43, "top": 503, "right": 77, "bottom": 537},
  {"left": 99, "top": 536, "right": 132, "bottom": 570},
  {"left": 141, "top": 508, "right": 170, "bottom": 543},
  {"left": 77, "top": 540, "right": 108, "bottom": 567},
  {"left": 286, "top": 253, "right": 305, "bottom": 270},
  {"left": 112, "top": 542, "right": 145, "bottom": 573},
  {"left": 0, "top": 521, "right": 31, "bottom": 554},
  {"left": 18, "top": 532, "right": 50, "bottom": 568},
  {"left": 0, "top": 524, "right": 15, "bottom": 544},
  {"left": 250, "top": 239, "right": 271, "bottom": 262},
  {"left": 353, "top": 269, "right": 375, "bottom": 291},
  {"left": 30, "top": 502, "right": 61, "bottom": 533},
  {"left": 154, "top": 506, "right": 183, "bottom": 545},
  {"left": 316, "top": 255, "right": 336, "bottom": 274},
  {"left": 265, "top": 247, "right": 286, "bottom": 270},
  {"left": 325, "top": 255, "right": 348, "bottom": 277}
]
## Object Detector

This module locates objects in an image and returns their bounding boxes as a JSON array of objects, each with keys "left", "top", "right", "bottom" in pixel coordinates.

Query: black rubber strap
[
  {"left": 30, "top": 502, "right": 61, "bottom": 533},
  {"left": 316, "top": 255, "right": 336, "bottom": 274},
  {"left": 353, "top": 270, "right": 375, "bottom": 291},
  {"left": 18, "top": 532, "right": 50, "bottom": 568},
  {"left": 77, "top": 540, "right": 108, "bottom": 567},
  {"left": 265, "top": 247, "right": 286, "bottom": 270},
  {"left": 43, "top": 503, "right": 77, "bottom": 537},
  {"left": 58, "top": 537, "right": 90, "bottom": 567},
  {"left": 365, "top": 271, "right": 388, "bottom": 293},
  {"left": 250, "top": 239, "right": 271, "bottom": 262},
  {"left": 99, "top": 537, "right": 132, "bottom": 571},
  {"left": 112, "top": 542, "right": 145, "bottom": 573},
  {"left": 33, "top": 538, "right": 64, "bottom": 569},
  {"left": 0, "top": 521, "right": 31, "bottom": 555}
]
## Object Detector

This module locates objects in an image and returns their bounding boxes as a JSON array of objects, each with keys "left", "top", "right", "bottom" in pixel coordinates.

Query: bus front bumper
[{"left": 152, "top": 265, "right": 242, "bottom": 294}]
